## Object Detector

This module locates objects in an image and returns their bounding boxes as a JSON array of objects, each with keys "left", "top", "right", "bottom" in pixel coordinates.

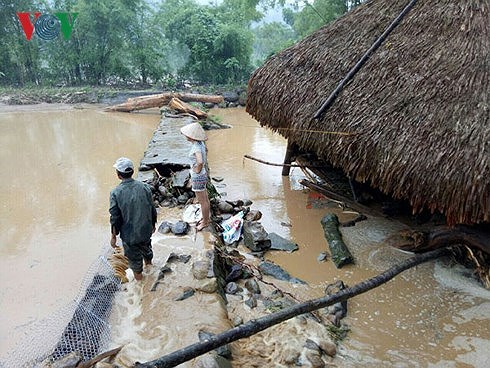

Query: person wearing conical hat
[{"left": 180, "top": 122, "right": 210, "bottom": 231}]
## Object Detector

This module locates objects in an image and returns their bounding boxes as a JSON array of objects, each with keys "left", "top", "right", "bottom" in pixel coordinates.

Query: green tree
[
  {"left": 0, "top": 0, "right": 46, "bottom": 85},
  {"left": 126, "top": 1, "right": 169, "bottom": 85},
  {"left": 251, "top": 21, "right": 296, "bottom": 66},
  {"left": 159, "top": 0, "right": 255, "bottom": 84},
  {"left": 66, "top": 0, "right": 142, "bottom": 84},
  {"left": 284, "top": 0, "right": 348, "bottom": 38}
]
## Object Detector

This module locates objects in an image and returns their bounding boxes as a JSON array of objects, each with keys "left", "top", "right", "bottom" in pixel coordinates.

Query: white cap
[{"left": 113, "top": 157, "right": 134, "bottom": 173}]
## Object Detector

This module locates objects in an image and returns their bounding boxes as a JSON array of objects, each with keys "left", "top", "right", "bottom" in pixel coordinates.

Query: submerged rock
[
  {"left": 258, "top": 261, "right": 306, "bottom": 284},
  {"left": 175, "top": 287, "right": 195, "bottom": 301},
  {"left": 268, "top": 232, "right": 299, "bottom": 252}
]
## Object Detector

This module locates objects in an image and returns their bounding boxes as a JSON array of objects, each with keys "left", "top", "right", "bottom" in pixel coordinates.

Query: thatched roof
[{"left": 246, "top": 0, "right": 489, "bottom": 225}]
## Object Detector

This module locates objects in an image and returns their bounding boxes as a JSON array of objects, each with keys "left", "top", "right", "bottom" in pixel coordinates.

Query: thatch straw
[{"left": 247, "top": 0, "right": 489, "bottom": 225}]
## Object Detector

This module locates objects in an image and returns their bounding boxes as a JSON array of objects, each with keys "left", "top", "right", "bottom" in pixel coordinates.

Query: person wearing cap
[
  {"left": 180, "top": 122, "right": 210, "bottom": 231},
  {"left": 109, "top": 157, "right": 157, "bottom": 281}
]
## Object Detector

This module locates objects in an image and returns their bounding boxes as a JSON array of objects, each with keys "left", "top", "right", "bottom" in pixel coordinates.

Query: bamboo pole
[
  {"left": 134, "top": 247, "right": 452, "bottom": 368},
  {"left": 313, "top": 0, "right": 418, "bottom": 120},
  {"left": 243, "top": 155, "right": 326, "bottom": 169}
]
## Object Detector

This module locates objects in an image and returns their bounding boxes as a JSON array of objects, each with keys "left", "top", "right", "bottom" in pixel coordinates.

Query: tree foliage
[{"left": 0, "top": 0, "right": 364, "bottom": 87}]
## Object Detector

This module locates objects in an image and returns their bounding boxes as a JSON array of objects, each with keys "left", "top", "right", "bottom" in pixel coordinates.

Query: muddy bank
[{"left": 0, "top": 86, "right": 248, "bottom": 108}]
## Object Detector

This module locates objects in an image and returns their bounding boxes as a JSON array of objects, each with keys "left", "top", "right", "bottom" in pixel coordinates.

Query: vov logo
[{"left": 17, "top": 12, "right": 78, "bottom": 41}]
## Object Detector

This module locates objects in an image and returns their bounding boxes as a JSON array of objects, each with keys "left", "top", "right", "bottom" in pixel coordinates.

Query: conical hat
[{"left": 180, "top": 122, "right": 207, "bottom": 141}]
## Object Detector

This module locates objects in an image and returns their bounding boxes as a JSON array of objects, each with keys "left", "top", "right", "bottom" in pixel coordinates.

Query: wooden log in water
[
  {"left": 168, "top": 97, "right": 207, "bottom": 120},
  {"left": 393, "top": 225, "right": 490, "bottom": 255},
  {"left": 105, "top": 93, "right": 224, "bottom": 112},
  {"left": 321, "top": 213, "right": 354, "bottom": 268}
]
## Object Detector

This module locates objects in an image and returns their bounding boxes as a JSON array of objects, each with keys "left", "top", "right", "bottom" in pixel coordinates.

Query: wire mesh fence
[{"left": 2, "top": 246, "right": 121, "bottom": 368}]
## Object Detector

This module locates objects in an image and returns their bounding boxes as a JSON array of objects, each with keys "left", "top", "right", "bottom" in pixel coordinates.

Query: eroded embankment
[{"left": 106, "top": 114, "right": 341, "bottom": 367}]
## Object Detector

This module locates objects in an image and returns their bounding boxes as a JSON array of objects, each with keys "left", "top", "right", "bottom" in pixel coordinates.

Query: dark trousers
[{"left": 122, "top": 239, "right": 153, "bottom": 274}]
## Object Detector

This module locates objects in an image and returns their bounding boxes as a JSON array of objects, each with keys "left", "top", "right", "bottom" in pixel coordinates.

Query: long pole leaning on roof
[
  {"left": 134, "top": 246, "right": 452, "bottom": 368},
  {"left": 313, "top": 0, "right": 417, "bottom": 120}
]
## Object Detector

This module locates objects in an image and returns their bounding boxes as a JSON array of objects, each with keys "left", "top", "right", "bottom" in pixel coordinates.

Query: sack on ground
[{"left": 221, "top": 211, "right": 244, "bottom": 245}]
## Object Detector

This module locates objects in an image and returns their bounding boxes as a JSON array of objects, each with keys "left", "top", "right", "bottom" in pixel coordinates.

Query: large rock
[
  {"left": 258, "top": 261, "right": 306, "bottom": 284},
  {"left": 268, "top": 232, "right": 299, "bottom": 252},
  {"left": 172, "top": 169, "right": 190, "bottom": 189},
  {"left": 171, "top": 221, "right": 189, "bottom": 235},
  {"left": 242, "top": 221, "right": 271, "bottom": 252}
]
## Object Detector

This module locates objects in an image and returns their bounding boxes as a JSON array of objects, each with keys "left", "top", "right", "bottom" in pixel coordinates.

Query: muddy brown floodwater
[{"left": 0, "top": 105, "right": 488, "bottom": 367}]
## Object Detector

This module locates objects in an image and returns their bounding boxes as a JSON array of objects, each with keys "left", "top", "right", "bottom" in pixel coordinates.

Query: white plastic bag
[
  {"left": 221, "top": 211, "right": 244, "bottom": 245},
  {"left": 182, "top": 204, "right": 202, "bottom": 223}
]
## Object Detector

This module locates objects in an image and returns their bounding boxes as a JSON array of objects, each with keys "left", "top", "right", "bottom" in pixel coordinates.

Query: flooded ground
[{"left": 0, "top": 105, "right": 488, "bottom": 367}]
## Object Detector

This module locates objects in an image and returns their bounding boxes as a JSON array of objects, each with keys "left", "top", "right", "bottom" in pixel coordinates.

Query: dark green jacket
[{"left": 109, "top": 178, "right": 157, "bottom": 245}]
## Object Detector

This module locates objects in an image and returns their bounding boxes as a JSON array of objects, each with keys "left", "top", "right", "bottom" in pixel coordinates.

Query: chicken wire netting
[{"left": 1, "top": 246, "right": 121, "bottom": 368}]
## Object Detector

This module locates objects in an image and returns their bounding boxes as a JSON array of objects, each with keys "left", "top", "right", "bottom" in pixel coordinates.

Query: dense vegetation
[{"left": 0, "top": 0, "right": 363, "bottom": 88}]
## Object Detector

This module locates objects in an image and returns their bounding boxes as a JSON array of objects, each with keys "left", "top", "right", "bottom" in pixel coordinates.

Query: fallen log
[
  {"left": 168, "top": 97, "right": 207, "bottom": 120},
  {"left": 134, "top": 247, "right": 452, "bottom": 368},
  {"left": 105, "top": 93, "right": 224, "bottom": 112},
  {"left": 391, "top": 225, "right": 490, "bottom": 255},
  {"left": 321, "top": 213, "right": 354, "bottom": 268}
]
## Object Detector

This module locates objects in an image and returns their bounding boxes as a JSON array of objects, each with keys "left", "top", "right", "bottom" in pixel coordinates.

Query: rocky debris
[
  {"left": 324, "top": 280, "right": 348, "bottom": 327},
  {"left": 281, "top": 348, "right": 300, "bottom": 365},
  {"left": 232, "top": 316, "right": 243, "bottom": 326},
  {"left": 167, "top": 253, "right": 192, "bottom": 264},
  {"left": 225, "top": 282, "right": 240, "bottom": 294},
  {"left": 242, "top": 221, "right": 271, "bottom": 252},
  {"left": 222, "top": 91, "right": 239, "bottom": 103},
  {"left": 317, "top": 252, "right": 329, "bottom": 262},
  {"left": 244, "top": 210, "right": 262, "bottom": 222},
  {"left": 171, "top": 221, "right": 189, "bottom": 235},
  {"left": 193, "top": 260, "right": 211, "bottom": 280},
  {"left": 175, "top": 287, "right": 195, "bottom": 301},
  {"left": 217, "top": 201, "right": 234, "bottom": 213},
  {"left": 158, "top": 220, "right": 190, "bottom": 235},
  {"left": 318, "top": 340, "right": 337, "bottom": 357},
  {"left": 245, "top": 296, "right": 257, "bottom": 309},
  {"left": 268, "top": 232, "right": 299, "bottom": 252},
  {"left": 225, "top": 264, "right": 243, "bottom": 282},
  {"left": 158, "top": 221, "right": 172, "bottom": 234},
  {"left": 305, "top": 350, "right": 325, "bottom": 368},
  {"left": 258, "top": 261, "right": 306, "bottom": 284},
  {"left": 195, "top": 278, "right": 218, "bottom": 293},
  {"left": 244, "top": 279, "right": 261, "bottom": 295},
  {"left": 136, "top": 116, "right": 227, "bottom": 210}
]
